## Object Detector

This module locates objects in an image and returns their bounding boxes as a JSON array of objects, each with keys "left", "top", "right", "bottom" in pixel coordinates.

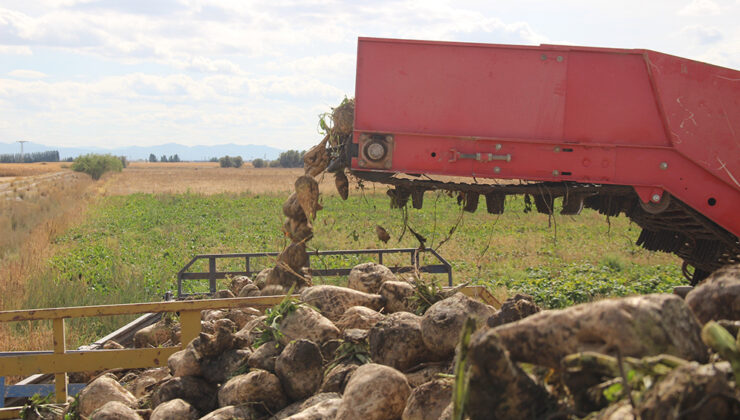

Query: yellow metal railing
[
  {"left": 0, "top": 296, "right": 283, "bottom": 418},
  {"left": 0, "top": 286, "right": 498, "bottom": 419}
]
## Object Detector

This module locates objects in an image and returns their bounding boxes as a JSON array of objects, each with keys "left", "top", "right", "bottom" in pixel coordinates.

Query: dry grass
[
  {"left": 105, "top": 162, "right": 351, "bottom": 195},
  {"left": 0, "top": 172, "right": 92, "bottom": 259},
  {"left": 0, "top": 171, "right": 96, "bottom": 354},
  {"left": 129, "top": 161, "right": 223, "bottom": 169},
  {"left": 104, "top": 162, "right": 478, "bottom": 196},
  {"left": 0, "top": 162, "right": 70, "bottom": 177}
]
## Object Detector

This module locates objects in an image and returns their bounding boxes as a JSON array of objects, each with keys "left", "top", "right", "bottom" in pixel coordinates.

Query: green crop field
[
  {"left": 10, "top": 190, "right": 685, "bottom": 346},
  {"left": 33, "top": 192, "right": 687, "bottom": 306}
]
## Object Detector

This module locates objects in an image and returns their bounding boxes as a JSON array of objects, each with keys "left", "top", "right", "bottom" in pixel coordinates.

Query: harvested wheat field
[
  {"left": 0, "top": 162, "right": 70, "bottom": 178},
  {"left": 105, "top": 161, "right": 496, "bottom": 196},
  {"left": 104, "top": 162, "right": 346, "bottom": 196}
]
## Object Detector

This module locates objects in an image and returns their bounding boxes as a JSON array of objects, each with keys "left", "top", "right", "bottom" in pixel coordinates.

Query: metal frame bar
[{"left": 176, "top": 248, "right": 453, "bottom": 296}]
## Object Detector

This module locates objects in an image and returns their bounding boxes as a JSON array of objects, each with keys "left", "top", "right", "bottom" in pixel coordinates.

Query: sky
[{"left": 0, "top": 0, "right": 739, "bottom": 150}]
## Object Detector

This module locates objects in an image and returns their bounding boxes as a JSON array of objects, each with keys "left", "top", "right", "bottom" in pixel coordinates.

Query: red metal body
[{"left": 352, "top": 37, "right": 740, "bottom": 239}]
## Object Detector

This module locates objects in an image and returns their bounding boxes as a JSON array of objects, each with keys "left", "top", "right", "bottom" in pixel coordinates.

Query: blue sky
[{"left": 1, "top": 0, "right": 738, "bottom": 150}]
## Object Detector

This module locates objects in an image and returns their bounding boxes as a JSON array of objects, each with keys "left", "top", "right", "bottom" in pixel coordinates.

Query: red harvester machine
[{"left": 339, "top": 37, "right": 740, "bottom": 284}]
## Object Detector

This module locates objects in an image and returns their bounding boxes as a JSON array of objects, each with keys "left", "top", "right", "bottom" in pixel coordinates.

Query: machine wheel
[{"left": 639, "top": 192, "right": 671, "bottom": 214}]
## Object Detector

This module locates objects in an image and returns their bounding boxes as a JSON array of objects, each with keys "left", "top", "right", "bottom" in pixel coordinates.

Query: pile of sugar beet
[
  {"left": 32, "top": 264, "right": 740, "bottom": 420},
  {"left": 24, "top": 100, "right": 740, "bottom": 419}
]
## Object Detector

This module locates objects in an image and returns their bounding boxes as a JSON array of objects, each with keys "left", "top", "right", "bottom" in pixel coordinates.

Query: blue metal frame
[{"left": 0, "top": 377, "right": 85, "bottom": 408}]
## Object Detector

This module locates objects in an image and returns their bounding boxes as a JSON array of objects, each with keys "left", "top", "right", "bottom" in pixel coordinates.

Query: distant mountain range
[{"left": 0, "top": 141, "right": 285, "bottom": 161}]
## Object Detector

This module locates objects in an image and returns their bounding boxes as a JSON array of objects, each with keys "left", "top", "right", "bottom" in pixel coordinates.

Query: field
[
  {"left": 0, "top": 161, "right": 70, "bottom": 178},
  {"left": 0, "top": 162, "right": 686, "bottom": 352},
  {"left": 105, "top": 162, "right": 337, "bottom": 195}
]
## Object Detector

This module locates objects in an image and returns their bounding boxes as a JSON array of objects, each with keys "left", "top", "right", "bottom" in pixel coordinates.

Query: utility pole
[{"left": 17, "top": 140, "right": 28, "bottom": 158}]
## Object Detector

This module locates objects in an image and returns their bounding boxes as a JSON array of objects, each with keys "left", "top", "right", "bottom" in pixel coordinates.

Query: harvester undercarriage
[{"left": 350, "top": 170, "right": 740, "bottom": 285}]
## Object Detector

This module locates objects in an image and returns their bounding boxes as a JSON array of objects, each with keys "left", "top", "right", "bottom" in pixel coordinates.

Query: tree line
[
  {"left": 0, "top": 149, "right": 306, "bottom": 168},
  {"left": 149, "top": 154, "right": 181, "bottom": 162},
  {"left": 251, "top": 150, "right": 305, "bottom": 168},
  {"left": 0, "top": 150, "right": 60, "bottom": 163},
  {"left": 203, "top": 150, "right": 305, "bottom": 168}
]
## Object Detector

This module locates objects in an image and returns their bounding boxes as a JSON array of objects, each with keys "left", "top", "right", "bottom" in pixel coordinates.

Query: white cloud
[
  {"left": 264, "top": 53, "right": 356, "bottom": 77},
  {"left": 690, "top": 36, "right": 740, "bottom": 69},
  {"left": 247, "top": 75, "right": 344, "bottom": 98},
  {"left": 0, "top": 70, "right": 346, "bottom": 148},
  {"left": 1, "top": 2, "right": 549, "bottom": 66},
  {"left": 670, "top": 25, "right": 740, "bottom": 69},
  {"left": 0, "top": 45, "right": 32, "bottom": 55},
  {"left": 681, "top": 25, "right": 724, "bottom": 45},
  {"left": 0, "top": 72, "right": 343, "bottom": 106},
  {"left": 677, "top": 0, "right": 721, "bottom": 16},
  {"left": 376, "top": 4, "right": 548, "bottom": 45},
  {"left": 180, "top": 57, "right": 243, "bottom": 74},
  {"left": 8, "top": 69, "right": 47, "bottom": 79}
]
